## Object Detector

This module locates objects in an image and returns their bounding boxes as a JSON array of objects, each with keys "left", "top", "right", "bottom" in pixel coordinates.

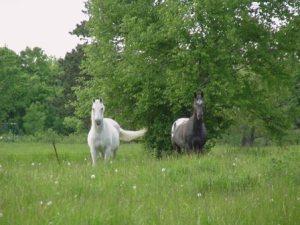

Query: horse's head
[
  {"left": 193, "top": 92, "right": 204, "bottom": 121},
  {"left": 92, "top": 98, "right": 105, "bottom": 126}
]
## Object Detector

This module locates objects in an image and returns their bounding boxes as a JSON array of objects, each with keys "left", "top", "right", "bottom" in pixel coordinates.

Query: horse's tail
[{"left": 119, "top": 128, "right": 147, "bottom": 142}]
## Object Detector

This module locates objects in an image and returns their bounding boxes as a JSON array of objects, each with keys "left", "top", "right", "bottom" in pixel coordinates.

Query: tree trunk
[{"left": 241, "top": 126, "right": 255, "bottom": 147}]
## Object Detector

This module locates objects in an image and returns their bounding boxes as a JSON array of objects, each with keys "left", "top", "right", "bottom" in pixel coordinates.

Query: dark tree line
[
  {"left": 0, "top": 44, "right": 89, "bottom": 136},
  {"left": 1, "top": 0, "right": 300, "bottom": 150},
  {"left": 74, "top": 0, "right": 300, "bottom": 150}
]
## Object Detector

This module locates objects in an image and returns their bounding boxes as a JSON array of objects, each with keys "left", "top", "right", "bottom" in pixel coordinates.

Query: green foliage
[
  {"left": 1, "top": 1, "right": 300, "bottom": 149},
  {"left": 63, "top": 116, "right": 83, "bottom": 133},
  {"left": 80, "top": 0, "right": 300, "bottom": 150},
  {"left": 0, "top": 47, "right": 27, "bottom": 124},
  {"left": 0, "top": 47, "right": 64, "bottom": 134},
  {"left": 57, "top": 44, "right": 91, "bottom": 132},
  {"left": 23, "top": 103, "right": 47, "bottom": 135}
]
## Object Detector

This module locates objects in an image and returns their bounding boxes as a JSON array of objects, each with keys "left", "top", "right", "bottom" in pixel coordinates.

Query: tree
[
  {"left": 23, "top": 103, "right": 47, "bottom": 135},
  {"left": 0, "top": 47, "right": 28, "bottom": 126},
  {"left": 19, "top": 47, "right": 64, "bottom": 133},
  {"left": 0, "top": 47, "right": 64, "bottom": 134},
  {"left": 80, "top": 0, "right": 300, "bottom": 151},
  {"left": 57, "top": 44, "right": 91, "bottom": 133}
]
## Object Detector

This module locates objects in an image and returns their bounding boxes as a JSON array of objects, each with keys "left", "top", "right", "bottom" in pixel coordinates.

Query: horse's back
[
  {"left": 104, "top": 118, "right": 120, "bottom": 133},
  {"left": 171, "top": 118, "right": 188, "bottom": 138}
]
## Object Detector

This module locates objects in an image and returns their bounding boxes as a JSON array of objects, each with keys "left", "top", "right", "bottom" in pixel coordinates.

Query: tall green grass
[{"left": 0, "top": 142, "right": 299, "bottom": 225}]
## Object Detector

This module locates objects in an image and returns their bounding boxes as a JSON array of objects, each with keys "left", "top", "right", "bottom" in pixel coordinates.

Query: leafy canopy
[{"left": 79, "top": 0, "right": 300, "bottom": 150}]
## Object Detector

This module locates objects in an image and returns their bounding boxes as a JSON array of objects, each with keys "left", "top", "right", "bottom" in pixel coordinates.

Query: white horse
[{"left": 87, "top": 98, "right": 147, "bottom": 165}]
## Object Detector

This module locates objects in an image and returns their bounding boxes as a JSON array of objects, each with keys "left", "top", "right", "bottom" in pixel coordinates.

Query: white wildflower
[
  {"left": 133, "top": 185, "right": 137, "bottom": 190},
  {"left": 91, "top": 174, "right": 96, "bottom": 179},
  {"left": 197, "top": 192, "right": 202, "bottom": 197},
  {"left": 31, "top": 162, "right": 35, "bottom": 166},
  {"left": 161, "top": 168, "right": 166, "bottom": 172},
  {"left": 46, "top": 201, "right": 52, "bottom": 206},
  {"left": 115, "top": 168, "right": 118, "bottom": 173},
  {"left": 54, "top": 180, "right": 59, "bottom": 185},
  {"left": 258, "top": 173, "right": 262, "bottom": 177},
  {"left": 0, "top": 212, "right": 3, "bottom": 217}
]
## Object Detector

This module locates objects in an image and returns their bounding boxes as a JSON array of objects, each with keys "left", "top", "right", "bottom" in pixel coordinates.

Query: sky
[{"left": 0, "top": 0, "right": 87, "bottom": 58}]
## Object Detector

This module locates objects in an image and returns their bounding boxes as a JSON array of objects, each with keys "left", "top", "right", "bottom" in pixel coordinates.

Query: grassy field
[{"left": 0, "top": 142, "right": 299, "bottom": 225}]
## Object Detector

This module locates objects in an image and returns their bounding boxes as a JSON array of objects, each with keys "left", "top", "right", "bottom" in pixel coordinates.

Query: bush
[{"left": 23, "top": 103, "right": 46, "bottom": 135}]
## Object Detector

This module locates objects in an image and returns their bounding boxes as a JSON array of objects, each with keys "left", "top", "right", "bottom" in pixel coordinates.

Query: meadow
[{"left": 0, "top": 142, "right": 299, "bottom": 225}]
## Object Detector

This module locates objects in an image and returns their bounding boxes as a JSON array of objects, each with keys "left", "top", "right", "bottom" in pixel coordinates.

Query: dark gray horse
[{"left": 171, "top": 93, "right": 207, "bottom": 153}]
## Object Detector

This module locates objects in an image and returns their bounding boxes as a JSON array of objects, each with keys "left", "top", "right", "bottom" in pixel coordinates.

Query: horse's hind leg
[
  {"left": 112, "top": 147, "right": 118, "bottom": 159},
  {"left": 172, "top": 141, "right": 182, "bottom": 154}
]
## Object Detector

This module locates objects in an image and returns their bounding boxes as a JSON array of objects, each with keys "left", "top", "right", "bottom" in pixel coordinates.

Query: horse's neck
[
  {"left": 191, "top": 114, "right": 204, "bottom": 132},
  {"left": 91, "top": 117, "right": 104, "bottom": 132}
]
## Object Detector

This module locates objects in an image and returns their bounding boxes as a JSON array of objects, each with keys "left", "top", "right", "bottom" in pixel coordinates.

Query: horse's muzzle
[{"left": 95, "top": 120, "right": 102, "bottom": 126}]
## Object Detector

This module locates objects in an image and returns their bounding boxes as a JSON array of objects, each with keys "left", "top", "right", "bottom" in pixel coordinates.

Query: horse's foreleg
[
  {"left": 104, "top": 148, "right": 113, "bottom": 161},
  {"left": 90, "top": 146, "right": 97, "bottom": 166}
]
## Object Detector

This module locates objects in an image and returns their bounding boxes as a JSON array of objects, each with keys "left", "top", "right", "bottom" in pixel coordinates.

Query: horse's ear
[
  {"left": 200, "top": 91, "right": 204, "bottom": 98},
  {"left": 194, "top": 92, "right": 197, "bottom": 99},
  {"left": 92, "top": 98, "right": 95, "bottom": 103},
  {"left": 99, "top": 97, "right": 103, "bottom": 103}
]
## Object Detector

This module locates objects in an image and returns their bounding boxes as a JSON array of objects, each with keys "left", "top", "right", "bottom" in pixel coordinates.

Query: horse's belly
[
  {"left": 100, "top": 132, "right": 119, "bottom": 152},
  {"left": 105, "top": 123, "right": 120, "bottom": 150}
]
